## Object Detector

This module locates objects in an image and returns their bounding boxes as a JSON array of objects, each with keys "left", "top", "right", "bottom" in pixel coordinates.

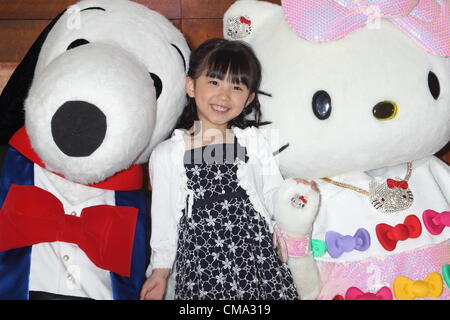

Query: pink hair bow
[{"left": 281, "top": 0, "right": 450, "bottom": 56}]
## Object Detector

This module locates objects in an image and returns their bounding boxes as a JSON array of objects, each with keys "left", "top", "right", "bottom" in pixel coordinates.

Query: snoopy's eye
[
  {"left": 149, "top": 73, "right": 162, "bottom": 99},
  {"left": 312, "top": 90, "right": 332, "bottom": 120},
  {"left": 67, "top": 39, "right": 90, "bottom": 50},
  {"left": 428, "top": 71, "right": 440, "bottom": 100}
]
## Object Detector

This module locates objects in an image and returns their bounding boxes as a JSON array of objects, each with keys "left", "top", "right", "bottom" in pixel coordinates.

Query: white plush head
[
  {"left": 24, "top": 0, "right": 189, "bottom": 184},
  {"left": 224, "top": 0, "right": 450, "bottom": 179},
  {"left": 273, "top": 179, "right": 320, "bottom": 235}
]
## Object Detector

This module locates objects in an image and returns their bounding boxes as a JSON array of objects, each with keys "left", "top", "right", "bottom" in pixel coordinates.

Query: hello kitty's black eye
[
  {"left": 67, "top": 39, "right": 90, "bottom": 50},
  {"left": 428, "top": 71, "right": 440, "bottom": 100},
  {"left": 312, "top": 90, "right": 332, "bottom": 120}
]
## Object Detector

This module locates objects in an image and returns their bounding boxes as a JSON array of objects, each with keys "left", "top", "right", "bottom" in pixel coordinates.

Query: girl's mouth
[{"left": 211, "top": 105, "right": 228, "bottom": 113}]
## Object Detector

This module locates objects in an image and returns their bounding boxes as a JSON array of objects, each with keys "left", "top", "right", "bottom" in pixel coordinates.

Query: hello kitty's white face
[{"left": 224, "top": 0, "right": 450, "bottom": 179}]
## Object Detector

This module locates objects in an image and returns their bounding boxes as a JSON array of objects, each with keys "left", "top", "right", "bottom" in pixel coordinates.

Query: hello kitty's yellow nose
[{"left": 372, "top": 101, "right": 398, "bottom": 120}]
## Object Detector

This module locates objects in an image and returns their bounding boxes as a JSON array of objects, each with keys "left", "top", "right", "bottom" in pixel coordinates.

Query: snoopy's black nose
[{"left": 51, "top": 101, "right": 107, "bottom": 157}]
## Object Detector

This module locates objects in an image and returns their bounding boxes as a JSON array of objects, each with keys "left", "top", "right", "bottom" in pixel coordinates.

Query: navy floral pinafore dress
[{"left": 174, "top": 138, "right": 298, "bottom": 300}]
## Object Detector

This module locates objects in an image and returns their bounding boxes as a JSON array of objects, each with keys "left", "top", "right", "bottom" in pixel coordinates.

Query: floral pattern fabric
[{"left": 174, "top": 143, "right": 298, "bottom": 300}]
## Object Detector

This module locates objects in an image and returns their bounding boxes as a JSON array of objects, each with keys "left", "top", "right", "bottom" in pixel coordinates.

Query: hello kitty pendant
[
  {"left": 369, "top": 178, "right": 414, "bottom": 213},
  {"left": 290, "top": 193, "right": 308, "bottom": 209}
]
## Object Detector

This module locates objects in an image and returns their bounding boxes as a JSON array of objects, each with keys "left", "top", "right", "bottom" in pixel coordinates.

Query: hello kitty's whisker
[
  {"left": 257, "top": 90, "right": 272, "bottom": 97},
  {"left": 273, "top": 143, "right": 289, "bottom": 156}
]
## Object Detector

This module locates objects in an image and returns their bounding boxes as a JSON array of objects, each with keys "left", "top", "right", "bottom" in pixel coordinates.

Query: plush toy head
[
  {"left": 0, "top": 0, "right": 189, "bottom": 184},
  {"left": 224, "top": 0, "right": 450, "bottom": 179},
  {"left": 273, "top": 178, "right": 320, "bottom": 236}
]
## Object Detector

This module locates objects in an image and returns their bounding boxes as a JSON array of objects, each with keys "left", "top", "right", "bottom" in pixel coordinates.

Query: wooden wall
[
  {"left": 0, "top": 0, "right": 280, "bottom": 90},
  {"left": 0, "top": 0, "right": 449, "bottom": 163}
]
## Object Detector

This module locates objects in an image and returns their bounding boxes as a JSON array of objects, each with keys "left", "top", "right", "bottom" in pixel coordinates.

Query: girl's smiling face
[{"left": 185, "top": 72, "right": 255, "bottom": 132}]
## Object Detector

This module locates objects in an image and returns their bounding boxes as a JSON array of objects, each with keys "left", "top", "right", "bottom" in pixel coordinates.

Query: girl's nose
[{"left": 217, "top": 87, "right": 231, "bottom": 100}]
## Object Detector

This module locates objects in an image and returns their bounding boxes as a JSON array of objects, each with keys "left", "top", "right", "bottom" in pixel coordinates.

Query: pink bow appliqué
[
  {"left": 422, "top": 210, "right": 450, "bottom": 235},
  {"left": 345, "top": 286, "right": 393, "bottom": 300},
  {"left": 281, "top": 0, "right": 449, "bottom": 56}
]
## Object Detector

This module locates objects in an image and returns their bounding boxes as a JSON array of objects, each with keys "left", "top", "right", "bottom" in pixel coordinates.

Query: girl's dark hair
[{"left": 174, "top": 38, "right": 262, "bottom": 131}]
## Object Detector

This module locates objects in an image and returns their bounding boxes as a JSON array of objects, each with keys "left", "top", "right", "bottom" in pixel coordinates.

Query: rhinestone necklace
[{"left": 321, "top": 162, "right": 414, "bottom": 214}]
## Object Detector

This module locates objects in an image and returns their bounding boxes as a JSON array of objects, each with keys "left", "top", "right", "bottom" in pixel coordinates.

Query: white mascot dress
[
  {"left": 0, "top": 0, "right": 189, "bottom": 300},
  {"left": 224, "top": 0, "right": 450, "bottom": 300}
]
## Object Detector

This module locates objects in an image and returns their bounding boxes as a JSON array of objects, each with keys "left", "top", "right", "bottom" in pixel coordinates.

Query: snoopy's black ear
[{"left": 0, "top": 10, "right": 66, "bottom": 145}]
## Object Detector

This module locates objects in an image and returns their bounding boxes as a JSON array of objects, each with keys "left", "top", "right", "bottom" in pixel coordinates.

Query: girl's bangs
[{"left": 204, "top": 50, "right": 251, "bottom": 87}]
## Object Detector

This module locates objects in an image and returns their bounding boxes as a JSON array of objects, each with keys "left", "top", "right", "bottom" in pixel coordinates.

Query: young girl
[{"left": 141, "top": 38, "right": 314, "bottom": 300}]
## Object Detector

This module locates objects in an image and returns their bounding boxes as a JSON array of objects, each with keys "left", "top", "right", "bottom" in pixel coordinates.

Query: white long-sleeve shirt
[
  {"left": 147, "top": 126, "right": 284, "bottom": 272},
  {"left": 30, "top": 165, "right": 114, "bottom": 299}
]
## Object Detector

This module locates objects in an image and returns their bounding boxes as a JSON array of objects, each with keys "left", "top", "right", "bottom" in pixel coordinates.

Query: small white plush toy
[{"left": 273, "top": 178, "right": 321, "bottom": 300}]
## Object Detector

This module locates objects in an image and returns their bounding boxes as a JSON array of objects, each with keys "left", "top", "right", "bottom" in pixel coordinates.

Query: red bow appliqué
[
  {"left": 386, "top": 179, "right": 409, "bottom": 190},
  {"left": 376, "top": 215, "right": 422, "bottom": 251},
  {"left": 0, "top": 184, "right": 138, "bottom": 277},
  {"left": 240, "top": 16, "right": 251, "bottom": 25}
]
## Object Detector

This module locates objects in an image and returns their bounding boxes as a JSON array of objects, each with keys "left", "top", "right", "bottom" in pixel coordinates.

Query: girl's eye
[
  {"left": 233, "top": 86, "right": 243, "bottom": 91},
  {"left": 209, "top": 80, "right": 219, "bottom": 85}
]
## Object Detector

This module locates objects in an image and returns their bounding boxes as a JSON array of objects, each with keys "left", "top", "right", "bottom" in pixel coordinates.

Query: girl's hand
[
  {"left": 294, "top": 178, "right": 319, "bottom": 192},
  {"left": 140, "top": 268, "right": 170, "bottom": 300}
]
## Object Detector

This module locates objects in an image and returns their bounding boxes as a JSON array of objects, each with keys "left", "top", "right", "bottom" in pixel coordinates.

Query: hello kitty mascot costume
[{"left": 224, "top": 0, "right": 450, "bottom": 300}]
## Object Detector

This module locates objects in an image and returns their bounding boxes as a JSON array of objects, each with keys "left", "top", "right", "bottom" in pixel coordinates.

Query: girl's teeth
[{"left": 212, "top": 105, "right": 227, "bottom": 112}]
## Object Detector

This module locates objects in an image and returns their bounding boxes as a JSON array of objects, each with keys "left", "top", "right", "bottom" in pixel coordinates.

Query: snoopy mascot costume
[
  {"left": 0, "top": 0, "right": 189, "bottom": 300},
  {"left": 224, "top": 0, "right": 449, "bottom": 300}
]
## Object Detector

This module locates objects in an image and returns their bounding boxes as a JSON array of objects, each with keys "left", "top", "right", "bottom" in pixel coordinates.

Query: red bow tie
[
  {"left": 376, "top": 215, "right": 422, "bottom": 251},
  {"left": 9, "top": 127, "right": 143, "bottom": 191},
  {"left": 0, "top": 184, "right": 138, "bottom": 277},
  {"left": 386, "top": 179, "right": 409, "bottom": 189}
]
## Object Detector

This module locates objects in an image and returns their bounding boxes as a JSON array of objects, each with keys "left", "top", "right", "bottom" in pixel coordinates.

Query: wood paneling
[
  {"left": 182, "top": 0, "right": 236, "bottom": 18},
  {"left": 0, "top": 20, "right": 50, "bottom": 62},
  {"left": 0, "top": 18, "right": 182, "bottom": 62},
  {"left": 0, "top": 0, "right": 77, "bottom": 19},
  {"left": 181, "top": 19, "right": 223, "bottom": 48},
  {"left": 0, "top": 0, "right": 180, "bottom": 19},
  {"left": 181, "top": 0, "right": 281, "bottom": 18},
  {"left": 171, "top": 19, "right": 181, "bottom": 31},
  {"left": 0, "top": 62, "right": 17, "bottom": 94},
  {"left": 134, "top": 0, "right": 181, "bottom": 19},
  {"left": 443, "top": 154, "right": 450, "bottom": 165}
]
